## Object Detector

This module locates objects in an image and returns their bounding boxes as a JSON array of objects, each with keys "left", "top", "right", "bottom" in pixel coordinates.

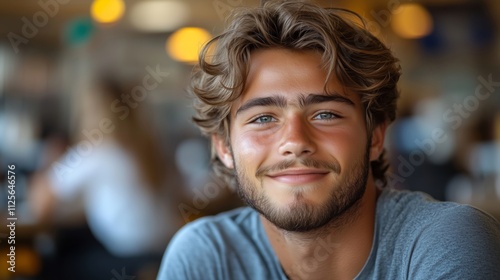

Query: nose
[{"left": 278, "top": 115, "right": 316, "bottom": 157}]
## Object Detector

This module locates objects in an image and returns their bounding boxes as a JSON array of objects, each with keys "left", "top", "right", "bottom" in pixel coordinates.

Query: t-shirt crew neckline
[{"left": 253, "top": 189, "right": 385, "bottom": 279}]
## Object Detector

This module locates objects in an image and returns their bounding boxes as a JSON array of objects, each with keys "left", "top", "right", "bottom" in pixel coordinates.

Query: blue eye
[
  {"left": 313, "top": 112, "right": 338, "bottom": 120},
  {"left": 252, "top": 115, "right": 276, "bottom": 123}
]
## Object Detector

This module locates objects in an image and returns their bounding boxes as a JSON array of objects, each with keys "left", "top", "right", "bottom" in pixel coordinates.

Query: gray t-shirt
[{"left": 158, "top": 188, "right": 500, "bottom": 279}]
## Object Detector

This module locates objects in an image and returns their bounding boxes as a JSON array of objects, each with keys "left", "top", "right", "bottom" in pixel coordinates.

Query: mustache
[{"left": 255, "top": 157, "right": 341, "bottom": 177}]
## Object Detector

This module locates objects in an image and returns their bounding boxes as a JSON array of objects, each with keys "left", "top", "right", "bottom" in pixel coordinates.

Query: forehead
[{"left": 231, "top": 48, "right": 360, "bottom": 114}]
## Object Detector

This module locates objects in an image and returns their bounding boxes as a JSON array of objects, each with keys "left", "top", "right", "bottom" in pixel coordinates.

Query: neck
[{"left": 261, "top": 181, "right": 379, "bottom": 280}]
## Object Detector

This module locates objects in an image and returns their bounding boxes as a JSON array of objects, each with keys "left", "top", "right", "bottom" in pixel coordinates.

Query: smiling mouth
[{"left": 267, "top": 169, "right": 330, "bottom": 184}]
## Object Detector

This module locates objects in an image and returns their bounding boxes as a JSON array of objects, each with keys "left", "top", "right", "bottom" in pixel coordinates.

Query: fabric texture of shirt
[{"left": 158, "top": 188, "right": 500, "bottom": 279}]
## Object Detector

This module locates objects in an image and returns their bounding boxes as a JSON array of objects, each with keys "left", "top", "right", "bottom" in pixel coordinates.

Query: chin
[
  {"left": 267, "top": 184, "right": 331, "bottom": 207},
  {"left": 268, "top": 189, "right": 328, "bottom": 215}
]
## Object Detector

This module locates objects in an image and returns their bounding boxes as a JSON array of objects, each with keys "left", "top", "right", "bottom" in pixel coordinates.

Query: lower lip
[{"left": 268, "top": 173, "right": 329, "bottom": 184}]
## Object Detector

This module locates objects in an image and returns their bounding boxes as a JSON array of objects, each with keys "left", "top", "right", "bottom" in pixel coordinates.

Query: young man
[{"left": 159, "top": 1, "right": 500, "bottom": 279}]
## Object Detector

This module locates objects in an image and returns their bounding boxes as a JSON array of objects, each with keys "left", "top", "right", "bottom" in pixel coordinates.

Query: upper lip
[{"left": 267, "top": 168, "right": 330, "bottom": 177}]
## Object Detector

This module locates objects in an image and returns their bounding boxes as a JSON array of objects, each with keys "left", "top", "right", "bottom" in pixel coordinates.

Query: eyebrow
[
  {"left": 235, "top": 95, "right": 287, "bottom": 116},
  {"left": 235, "top": 93, "right": 354, "bottom": 116},
  {"left": 298, "top": 93, "right": 355, "bottom": 108}
]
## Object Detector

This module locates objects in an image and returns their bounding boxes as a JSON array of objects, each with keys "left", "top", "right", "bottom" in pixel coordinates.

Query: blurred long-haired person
[{"left": 29, "top": 75, "right": 183, "bottom": 280}]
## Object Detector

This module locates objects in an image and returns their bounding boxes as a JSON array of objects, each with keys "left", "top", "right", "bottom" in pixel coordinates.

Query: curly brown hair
[{"left": 191, "top": 0, "right": 401, "bottom": 188}]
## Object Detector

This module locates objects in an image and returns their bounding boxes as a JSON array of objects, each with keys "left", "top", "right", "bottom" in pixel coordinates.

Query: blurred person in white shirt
[{"left": 29, "top": 76, "right": 184, "bottom": 278}]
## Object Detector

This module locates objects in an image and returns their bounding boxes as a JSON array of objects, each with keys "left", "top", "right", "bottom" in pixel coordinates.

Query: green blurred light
[{"left": 64, "top": 17, "right": 95, "bottom": 46}]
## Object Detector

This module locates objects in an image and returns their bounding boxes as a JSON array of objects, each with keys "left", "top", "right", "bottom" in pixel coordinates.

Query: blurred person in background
[{"left": 28, "top": 76, "right": 183, "bottom": 280}]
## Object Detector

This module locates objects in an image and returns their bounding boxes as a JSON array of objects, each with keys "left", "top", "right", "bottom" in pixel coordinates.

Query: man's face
[{"left": 215, "top": 49, "right": 381, "bottom": 232}]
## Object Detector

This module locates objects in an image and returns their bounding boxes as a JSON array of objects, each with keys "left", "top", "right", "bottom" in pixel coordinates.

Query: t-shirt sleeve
[
  {"left": 48, "top": 148, "right": 96, "bottom": 200},
  {"left": 408, "top": 205, "right": 500, "bottom": 279},
  {"left": 157, "top": 221, "right": 221, "bottom": 280}
]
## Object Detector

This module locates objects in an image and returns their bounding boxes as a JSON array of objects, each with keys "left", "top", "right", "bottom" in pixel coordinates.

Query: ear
[
  {"left": 212, "top": 134, "right": 234, "bottom": 169},
  {"left": 369, "top": 121, "right": 388, "bottom": 161}
]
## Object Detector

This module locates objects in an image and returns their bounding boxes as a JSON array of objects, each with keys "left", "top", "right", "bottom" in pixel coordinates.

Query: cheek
[
  {"left": 318, "top": 126, "right": 367, "bottom": 163},
  {"left": 232, "top": 130, "right": 274, "bottom": 166}
]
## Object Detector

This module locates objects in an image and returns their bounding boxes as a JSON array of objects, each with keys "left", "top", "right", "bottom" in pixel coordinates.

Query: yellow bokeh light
[
  {"left": 91, "top": 0, "right": 125, "bottom": 24},
  {"left": 166, "top": 27, "right": 212, "bottom": 64},
  {"left": 391, "top": 3, "right": 433, "bottom": 39}
]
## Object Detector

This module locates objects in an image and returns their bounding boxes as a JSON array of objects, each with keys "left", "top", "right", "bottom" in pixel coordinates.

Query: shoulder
[
  {"left": 158, "top": 207, "right": 259, "bottom": 279},
  {"left": 378, "top": 188, "right": 500, "bottom": 232},
  {"left": 166, "top": 206, "right": 256, "bottom": 244},
  {"left": 378, "top": 188, "right": 500, "bottom": 278},
  {"left": 411, "top": 204, "right": 500, "bottom": 278},
  {"left": 174, "top": 206, "right": 257, "bottom": 238},
  {"left": 378, "top": 188, "right": 500, "bottom": 248}
]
